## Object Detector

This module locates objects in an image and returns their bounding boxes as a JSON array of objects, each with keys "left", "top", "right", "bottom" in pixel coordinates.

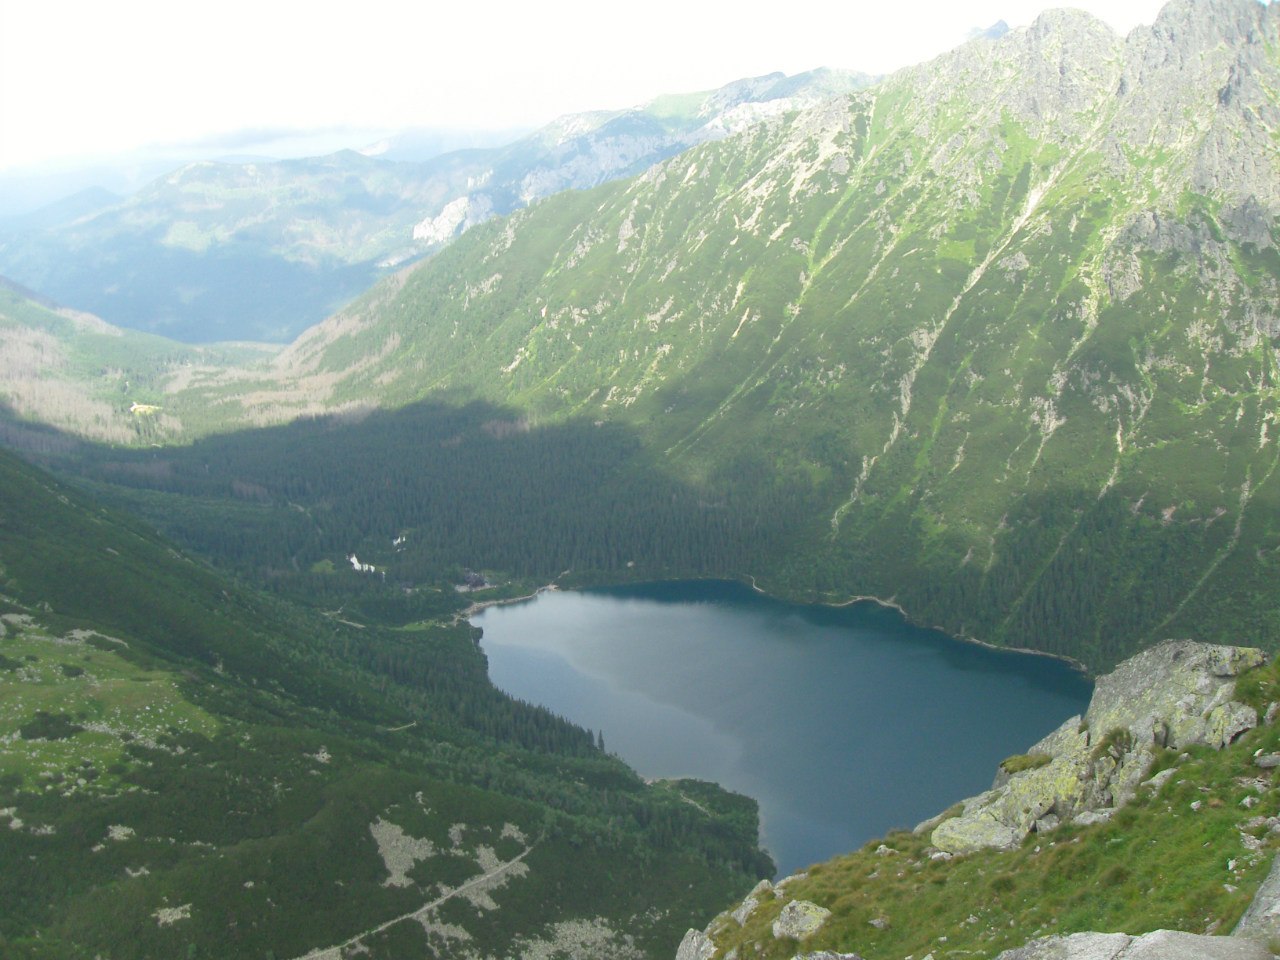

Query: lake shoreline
[
  {"left": 740, "top": 574, "right": 1092, "bottom": 678},
  {"left": 462, "top": 583, "right": 560, "bottom": 618},
  {"left": 463, "top": 573, "right": 1091, "bottom": 678}
]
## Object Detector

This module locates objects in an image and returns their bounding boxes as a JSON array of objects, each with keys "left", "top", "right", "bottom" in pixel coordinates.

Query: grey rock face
[
  {"left": 1122, "top": 929, "right": 1273, "bottom": 958},
  {"left": 1116, "top": 0, "right": 1280, "bottom": 214},
  {"left": 995, "top": 928, "right": 1273, "bottom": 959},
  {"left": 886, "top": 4, "right": 1122, "bottom": 165},
  {"left": 1085, "top": 641, "right": 1264, "bottom": 750},
  {"left": 731, "top": 879, "right": 773, "bottom": 925},
  {"left": 675, "top": 928, "right": 716, "bottom": 960},
  {"left": 1234, "top": 852, "right": 1280, "bottom": 943},
  {"left": 995, "top": 932, "right": 1132, "bottom": 959},
  {"left": 1070, "top": 810, "right": 1115, "bottom": 828},
  {"left": 932, "top": 641, "right": 1264, "bottom": 854},
  {"left": 894, "top": 0, "right": 1279, "bottom": 252}
]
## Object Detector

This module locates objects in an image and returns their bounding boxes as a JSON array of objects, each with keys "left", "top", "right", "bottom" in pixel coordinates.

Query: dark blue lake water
[{"left": 473, "top": 580, "right": 1092, "bottom": 876}]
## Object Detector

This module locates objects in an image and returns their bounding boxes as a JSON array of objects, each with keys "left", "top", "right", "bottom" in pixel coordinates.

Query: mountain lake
[{"left": 473, "top": 579, "right": 1093, "bottom": 877}]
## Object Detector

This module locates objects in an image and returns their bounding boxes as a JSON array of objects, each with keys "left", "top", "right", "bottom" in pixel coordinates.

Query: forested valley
[
  {"left": 0, "top": 439, "right": 772, "bottom": 959},
  {"left": 43, "top": 399, "right": 812, "bottom": 613}
]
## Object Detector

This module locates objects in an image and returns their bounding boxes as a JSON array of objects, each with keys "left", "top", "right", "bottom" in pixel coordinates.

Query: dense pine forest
[{"left": 52, "top": 400, "right": 814, "bottom": 604}]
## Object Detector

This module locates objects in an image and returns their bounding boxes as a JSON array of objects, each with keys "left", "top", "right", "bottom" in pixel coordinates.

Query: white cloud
[{"left": 0, "top": 0, "right": 1175, "bottom": 172}]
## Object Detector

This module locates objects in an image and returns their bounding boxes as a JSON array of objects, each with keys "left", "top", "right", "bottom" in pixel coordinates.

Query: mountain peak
[
  {"left": 1025, "top": 5, "right": 1114, "bottom": 36},
  {"left": 1114, "top": 0, "right": 1280, "bottom": 208},
  {"left": 1149, "top": 0, "right": 1270, "bottom": 41},
  {"left": 891, "top": 4, "right": 1121, "bottom": 144},
  {"left": 967, "top": 19, "right": 1010, "bottom": 41},
  {"left": 1126, "top": 0, "right": 1274, "bottom": 70}
]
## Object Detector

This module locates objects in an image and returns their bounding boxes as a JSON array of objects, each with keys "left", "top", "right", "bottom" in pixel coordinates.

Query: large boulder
[
  {"left": 1084, "top": 641, "right": 1265, "bottom": 751},
  {"left": 675, "top": 928, "right": 716, "bottom": 960},
  {"left": 933, "top": 641, "right": 1265, "bottom": 855},
  {"left": 772, "top": 900, "right": 831, "bottom": 941},
  {"left": 994, "top": 929, "right": 1273, "bottom": 959}
]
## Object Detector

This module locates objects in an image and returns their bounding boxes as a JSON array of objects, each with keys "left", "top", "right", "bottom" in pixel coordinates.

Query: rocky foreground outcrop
[
  {"left": 993, "top": 929, "right": 1273, "bottom": 959},
  {"left": 676, "top": 639, "right": 1278, "bottom": 960},
  {"left": 930, "top": 640, "right": 1266, "bottom": 854}
]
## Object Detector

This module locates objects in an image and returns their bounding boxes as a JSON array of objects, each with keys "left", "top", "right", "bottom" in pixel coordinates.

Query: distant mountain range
[
  {"left": 0, "top": 69, "right": 872, "bottom": 343},
  {"left": 0, "top": 127, "right": 524, "bottom": 219}
]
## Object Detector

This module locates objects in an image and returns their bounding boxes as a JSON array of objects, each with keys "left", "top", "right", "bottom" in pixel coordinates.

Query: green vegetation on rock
[{"left": 998, "top": 753, "right": 1053, "bottom": 775}]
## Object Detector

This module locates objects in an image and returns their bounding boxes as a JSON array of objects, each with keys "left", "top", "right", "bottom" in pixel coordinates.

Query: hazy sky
[{"left": 1, "top": 0, "right": 1175, "bottom": 174}]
